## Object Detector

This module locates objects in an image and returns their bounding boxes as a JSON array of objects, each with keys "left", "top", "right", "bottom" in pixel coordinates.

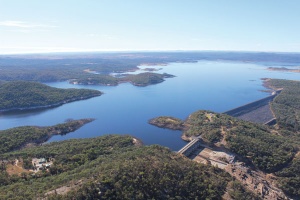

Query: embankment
[{"left": 224, "top": 90, "right": 281, "bottom": 124}]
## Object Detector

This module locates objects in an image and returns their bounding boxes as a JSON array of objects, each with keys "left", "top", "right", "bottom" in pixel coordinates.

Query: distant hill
[
  {"left": 123, "top": 72, "right": 175, "bottom": 86},
  {"left": 0, "top": 81, "right": 102, "bottom": 111},
  {"left": 70, "top": 72, "right": 175, "bottom": 86},
  {"left": 1, "top": 52, "right": 300, "bottom": 83}
]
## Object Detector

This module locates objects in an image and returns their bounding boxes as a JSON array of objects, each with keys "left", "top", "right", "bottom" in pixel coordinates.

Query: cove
[{"left": 1, "top": 61, "right": 300, "bottom": 151}]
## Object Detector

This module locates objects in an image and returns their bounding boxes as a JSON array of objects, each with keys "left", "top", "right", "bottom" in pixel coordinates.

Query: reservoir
[{"left": 1, "top": 61, "right": 300, "bottom": 150}]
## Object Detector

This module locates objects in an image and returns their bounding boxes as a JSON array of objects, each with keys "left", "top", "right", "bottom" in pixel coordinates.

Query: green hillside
[
  {"left": 0, "top": 119, "right": 93, "bottom": 154},
  {"left": 70, "top": 72, "right": 174, "bottom": 87},
  {"left": 267, "top": 79, "right": 300, "bottom": 132},
  {"left": 149, "top": 79, "right": 300, "bottom": 197},
  {"left": 0, "top": 81, "right": 102, "bottom": 111},
  {"left": 0, "top": 135, "right": 256, "bottom": 200}
]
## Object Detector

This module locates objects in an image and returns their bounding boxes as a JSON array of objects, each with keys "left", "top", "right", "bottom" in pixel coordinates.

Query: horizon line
[{"left": 1, "top": 49, "right": 300, "bottom": 56}]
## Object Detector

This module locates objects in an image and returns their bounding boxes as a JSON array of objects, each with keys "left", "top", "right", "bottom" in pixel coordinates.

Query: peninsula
[
  {"left": 148, "top": 116, "right": 184, "bottom": 130},
  {"left": 0, "top": 118, "right": 94, "bottom": 154},
  {"left": 0, "top": 81, "right": 102, "bottom": 112},
  {"left": 268, "top": 66, "right": 300, "bottom": 73}
]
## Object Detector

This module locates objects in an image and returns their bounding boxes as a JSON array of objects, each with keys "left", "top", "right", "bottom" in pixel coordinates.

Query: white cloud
[{"left": 0, "top": 21, "right": 57, "bottom": 28}]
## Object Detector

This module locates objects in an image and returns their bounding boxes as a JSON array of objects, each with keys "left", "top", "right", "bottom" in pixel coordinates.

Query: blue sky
[{"left": 1, "top": 0, "right": 300, "bottom": 54}]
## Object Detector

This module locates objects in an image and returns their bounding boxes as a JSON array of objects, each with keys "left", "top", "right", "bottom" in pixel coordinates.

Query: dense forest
[
  {"left": 149, "top": 79, "right": 300, "bottom": 198},
  {"left": 70, "top": 72, "right": 174, "bottom": 86},
  {"left": 0, "top": 81, "right": 101, "bottom": 111},
  {"left": 0, "top": 119, "right": 93, "bottom": 154},
  {"left": 151, "top": 110, "right": 300, "bottom": 197},
  {"left": 0, "top": 135, "right": 257, "bottom": 200},
  {"left": 122, "top": 72, "right": 174, "bottom": 86},
  {"left": 149, "top": 116, "right": 184, "bottom": 130},
  {"left": 181, "top": 110, "right": 296, "bottom": 173},
  {"left": 267, "top": 79, "right": 300, "bottom": 131},
  {"left": 70, "top": 75, "right": 119, "bottom": 86},
  {"left": 275, "top": 156, "right": 300, "bottom": 197}
]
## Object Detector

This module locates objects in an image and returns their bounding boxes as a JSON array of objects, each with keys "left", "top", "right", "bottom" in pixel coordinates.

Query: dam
[
  {"left": 223, "top": 90, "right": 281, "bottom": 124},
  {"left": 177, "top": 136, "right": 202, "bottom": 156},
  {"left": 178, "top": 90, "right": 281, "bottom": 156}
]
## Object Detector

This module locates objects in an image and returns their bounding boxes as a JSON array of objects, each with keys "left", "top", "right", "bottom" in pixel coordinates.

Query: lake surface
[{"left": 1, "top": 61, "right": 300, "bottom": 150}]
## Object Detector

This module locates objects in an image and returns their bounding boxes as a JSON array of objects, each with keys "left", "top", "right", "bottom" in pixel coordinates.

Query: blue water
[{"left": 1, "top": 61, "right": 300, "bottom": 150}]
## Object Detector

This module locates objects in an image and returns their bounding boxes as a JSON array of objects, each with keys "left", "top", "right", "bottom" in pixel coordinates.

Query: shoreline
[
  {"left": 1, "top": 118, "right": 95, "bottom": 153},
  {"left": 149, "top": 78, "right": 282, "bottom": 142},
  {"left": 0, "top": 94, "right": 101, "bottom": 113},
  {"left": 70, "top": 72, "right": 175, "bottom": 87}
]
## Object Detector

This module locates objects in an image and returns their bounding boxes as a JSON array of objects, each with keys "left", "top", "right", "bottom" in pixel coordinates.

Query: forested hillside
[
  {"left": 151, "top": 111, "right": 299, "bottom": 197},
  {"left": 0, "top": 81, "right": 101, "bottom": 111},
  {"left": 183, "top": 110, "right": 296, "bottom": 172},
  {"left": 149, "top": 78, "right": 300, "bottom": 198},
  {"left": 0, "top": 135, "right": 256, "bottom": 200},
  {"left": 0, "top": 119, "right": 93, "bottom": 154},
  {"left": 267, "top": 79, "right": 300, "bottom": 132},
  {"left": 122, "top": 72, "right": 174, "bottom": 86},
  {"left": 70, "top": 72, "right": 174, "bottom": 86}
]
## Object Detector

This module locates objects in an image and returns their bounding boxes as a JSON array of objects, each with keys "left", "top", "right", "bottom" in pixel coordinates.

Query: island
[
  {"left": 0, "top": 81, "right": 102, "bottom": 112},
  {"left": 70, "top": 72, "right": 175, "bottom": 87}
]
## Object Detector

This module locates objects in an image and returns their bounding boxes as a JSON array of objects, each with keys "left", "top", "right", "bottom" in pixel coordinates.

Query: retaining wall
[{"left": 224, "top": 91, "right": 281, "bottom": 117}]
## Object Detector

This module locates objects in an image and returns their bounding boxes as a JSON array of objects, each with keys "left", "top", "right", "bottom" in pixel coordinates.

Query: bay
[{"left": 1, "top": 61, "right": 300, "bottom": 150}]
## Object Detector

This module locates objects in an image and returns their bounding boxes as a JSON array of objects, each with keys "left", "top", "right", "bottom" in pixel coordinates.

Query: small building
[{"left": 38, "top": 158, "right": 46, "bottom": 164}]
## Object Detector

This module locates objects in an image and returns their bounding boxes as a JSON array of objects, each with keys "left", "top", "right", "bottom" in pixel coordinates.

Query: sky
[{"left": 1, "top": 0, "right": 300, "bottom": 54}]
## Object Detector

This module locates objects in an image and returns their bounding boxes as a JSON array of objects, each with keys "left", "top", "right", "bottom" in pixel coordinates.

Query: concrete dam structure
[
  {"left": 178, "top": 137, "right": 202, "bottom": 157},
  {"left": 178, "top": 91, "right": 281, "bottom": 156},
  {"left": 224, "top": 90, "right": 281, "bottom": 124}
]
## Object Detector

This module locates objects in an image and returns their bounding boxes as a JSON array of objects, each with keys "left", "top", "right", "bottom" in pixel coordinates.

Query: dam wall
[
  {"left": 178, "top": 137, "right": 202, "bottom": 156},
  {"left": 177, "top": 91, "right": 281, "bottom": 157},
  {"left": 223, "top": 90, "right": 281, "bottom": 124}
]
